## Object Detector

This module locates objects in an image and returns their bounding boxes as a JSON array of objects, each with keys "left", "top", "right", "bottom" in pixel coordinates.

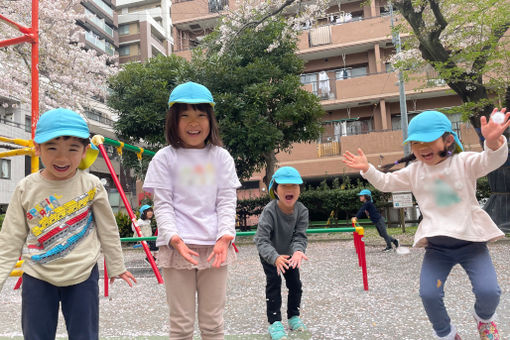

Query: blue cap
[
  {"left": 357, "top": 189, "right": 372, "bottom": 196},
  {"left": 139, "top": 204, "right": 152, "bottom": 214},
  {"left": 403, "top": 111, "right": 463, "bottom": 152},
  {"left": 269, "top": 166, "right": 303, "bottom": 199},
  {"left": 168, "top": 81, "right": 215, "bottom": 107},
  {"left": 34, "top": 108, "right": 89, "bottom": 144}
]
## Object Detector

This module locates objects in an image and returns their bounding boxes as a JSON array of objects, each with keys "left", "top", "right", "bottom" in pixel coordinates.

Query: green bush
[
  {"left": 0, "top": 214, "right": 4, "bottom": 230},
  {"left": 115, "top": 211, "right": 133, "bottom": 238}
]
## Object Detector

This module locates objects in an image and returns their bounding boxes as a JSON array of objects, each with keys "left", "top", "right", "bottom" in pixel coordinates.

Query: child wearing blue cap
[
  {"left": 143, "top": 82, "right": 241, "bottom": 339},
  {"left": 0, "top": 108, "right": 136, "bottom": 339},
  {"left": 255, "top": 166, "right": 309, "bottom": 340},
  {"left": 133, "top": 204, "right": 157, "bottom": 262},
  {"left": 343, "top": 108, "right": 510, "bottom": 339},
  {"left": 352, "top": 189, "right": 399, "bottom": 252}
]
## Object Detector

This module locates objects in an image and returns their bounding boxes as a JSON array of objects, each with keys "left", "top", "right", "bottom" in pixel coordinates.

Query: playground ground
[{"left": 0, "top": 231, "right": 509, "bottom": 340}]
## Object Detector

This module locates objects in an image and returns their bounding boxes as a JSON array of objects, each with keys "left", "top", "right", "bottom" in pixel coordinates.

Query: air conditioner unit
[{"left": 189, "top": 24, "right": 201, "bottom": 31}]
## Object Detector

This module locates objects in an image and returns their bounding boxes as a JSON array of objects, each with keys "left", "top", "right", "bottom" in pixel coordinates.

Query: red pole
[
  {"left": 104, "top": 259, "right": 109, "bottom": 297},
  {"left": 359, "top": 235, "right": 369, "bottom": 291},
  {"left": 31, "top": 0, "right": 39, "bottom": 141},
  {"left": 352, "top": 221, "right": 369, "bottom": 291},
  {"left": 92, "top": 135, "right": 163, "bottom": 284},
  {"left": 4, "top": 0, "right": 40, "bottom": 290}
]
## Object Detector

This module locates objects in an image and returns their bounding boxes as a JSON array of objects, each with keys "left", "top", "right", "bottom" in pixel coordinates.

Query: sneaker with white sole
[
  {"left": 288, "top": 316, "right": 306, "bottom": 331},
  {"left": 268, "top": 321, "right": 287, "bottom": 340}
]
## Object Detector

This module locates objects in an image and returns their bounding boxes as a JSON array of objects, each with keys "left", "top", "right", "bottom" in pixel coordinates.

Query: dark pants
[
  {"left": 375, "top": 219, "right": 395, "bottom": 247},
  {"left": 420, "top": 237, "right": 500, "bottom": 337},
  {"left": 260, "top": 257, "right": 302, "bottom": 324},
  {"left": 22, "top": 264, "right": 99, "bottom": 340}
]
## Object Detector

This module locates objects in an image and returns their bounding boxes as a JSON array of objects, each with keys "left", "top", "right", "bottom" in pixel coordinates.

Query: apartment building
[
  {"left": 77, "top": 0, "right": 118, "bottom": 58},
  {"left": 116, "top": 0, "right": 173, "bottom": 63},
  {"left": 171, "top": 0, "right": 483, "bottom": 193}
]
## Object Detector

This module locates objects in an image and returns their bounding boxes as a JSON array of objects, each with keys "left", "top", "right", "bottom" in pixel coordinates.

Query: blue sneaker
[
  {"left": 268, "top": 321, "right": 287, "bottom": 340},
  {"left": 288, "top": 316, "right": 306, "bottom": 331}
]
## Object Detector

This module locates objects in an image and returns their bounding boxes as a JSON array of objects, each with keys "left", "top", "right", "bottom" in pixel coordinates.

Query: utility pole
[{"left": 389, "top": 3, "right": 410, "bottom": 156}]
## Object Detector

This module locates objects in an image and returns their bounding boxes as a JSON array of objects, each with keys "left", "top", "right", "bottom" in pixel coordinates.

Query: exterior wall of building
[
  {"left": 0, "top": 99, "right": 31, "bottom": 211},
  {"left": 117, "top": 0, "right": 173, "bottom": 63}
]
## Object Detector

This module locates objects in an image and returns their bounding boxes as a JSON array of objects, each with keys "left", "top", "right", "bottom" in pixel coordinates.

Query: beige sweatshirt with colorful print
[{"left": 0, "top": 170, "right": 126, "bottom": 291}]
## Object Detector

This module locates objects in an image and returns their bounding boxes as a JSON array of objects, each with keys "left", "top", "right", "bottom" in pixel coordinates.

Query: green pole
[
  {"left": 120, "top": 227, "right": 357, "bottom": 242},
  {"left": 103, "top": 137, "right": 156, "bottom": 157}
]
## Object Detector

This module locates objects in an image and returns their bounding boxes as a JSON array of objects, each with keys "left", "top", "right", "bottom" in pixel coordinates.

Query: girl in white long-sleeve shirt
[
  {"left": 143, "top": 82, "right": 241, "bottom": 340},
  {"left": 343, "top": 109, "right": 509, "bottom": 340}
]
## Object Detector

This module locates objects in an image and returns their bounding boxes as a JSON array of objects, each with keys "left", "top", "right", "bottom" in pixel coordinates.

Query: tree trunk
[
  {"left": 484, "top": 156, "right": 510, "bottom": 233},
  {"left": 263, "top": 150, "right": 277, "bottom": 191},
  {"left": 486, "top": 89, "right": 510, "bottom": 233}
]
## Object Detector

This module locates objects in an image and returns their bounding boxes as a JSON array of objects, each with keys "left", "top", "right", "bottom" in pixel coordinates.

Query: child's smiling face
[
  {"left": 178, "top": 104, "right": 210, "bottom": 149},
  {"left": 35, "top": 137, "right": 88, "bottom": 181},
  {"left": 410, "top": 134, "right": 454, "bottom": 166},
  {"left": 275, "top": 183, "right": 300, "bottom": 214}
]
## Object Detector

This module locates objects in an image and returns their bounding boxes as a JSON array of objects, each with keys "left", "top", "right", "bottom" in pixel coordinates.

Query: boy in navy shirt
[{"left": 352, "top": 189, "right": 399, "bottom": 252}]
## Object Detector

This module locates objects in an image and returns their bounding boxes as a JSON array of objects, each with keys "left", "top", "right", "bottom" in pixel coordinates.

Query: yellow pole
[
  {"left": 0, "top": 147, "right": 34, "bottom": 158},
  {"left": 0, "top": 136, "right": 33, "bottom": 147}
]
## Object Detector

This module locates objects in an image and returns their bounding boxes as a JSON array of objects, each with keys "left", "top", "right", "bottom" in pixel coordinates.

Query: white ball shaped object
[{"left": 492, "top": 111, "right": 505, "bottom": 124}]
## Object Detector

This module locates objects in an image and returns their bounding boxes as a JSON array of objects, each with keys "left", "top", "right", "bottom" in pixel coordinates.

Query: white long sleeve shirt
[
  {"left": 361, "top": 137, "right": 508, "bottom": 247},
  {"left": 143, "top": 145, "right": 241, "bottom": 246}
]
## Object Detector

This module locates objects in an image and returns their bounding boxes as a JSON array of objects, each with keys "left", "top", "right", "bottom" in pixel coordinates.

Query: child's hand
[
  {"left": 481, "top": 108, "right": 510, "bottom": 151},
  {"left": 207, "top": 234, "right": 234, "bottom": 268},
  {"left": 342, "top": 148, "right": 370, "bottom": 172},
  {"left": 275, "top": 255, "right": 290, "bottom": 275},
  {"left": 289, "top": 251, "right": 308, "bottom": 269},
  {"left": 110, "top": 271, "right": 137, "bottom": 287},
  {"left": 170, "top": 235, "right": 199, "bottom": 265}
]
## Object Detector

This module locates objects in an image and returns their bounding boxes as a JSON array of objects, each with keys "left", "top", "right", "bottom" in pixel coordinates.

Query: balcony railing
[
  {"left": 85, "top": 110, "right": 114, "bottom": 126},
  {"left": 85, "top": 31, "right": 106, "bottom": 52},
  {"left": 85, "top": 9, "right": 113, "bottom": 37},
  {"left": 91, "top": 0, "right": 114, "bottom": 16}
]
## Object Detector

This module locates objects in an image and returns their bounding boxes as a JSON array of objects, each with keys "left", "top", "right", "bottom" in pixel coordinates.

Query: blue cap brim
[
  {"left": 34, "top": 129, "right": 90, "bottom": 144},
  {"left": 169, "top": 99, "right": 215, "bottom": 107},
  {"left": 404, "top": 131, "right": 464, "bottom": 152}
]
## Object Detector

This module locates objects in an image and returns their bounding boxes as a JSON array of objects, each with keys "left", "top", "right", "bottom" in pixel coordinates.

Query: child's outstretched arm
[
  {"left": 342, "top": 148, "right": 370, "bottom": 172},
  {"left": 481, "top": 108, "right": 510, "bottom": 151},
  {"left": 110, "top": 271, "right": 137, "bottom": 287},
  {"left": 207, "top": 234, "right": 234, "bottom": 268}
]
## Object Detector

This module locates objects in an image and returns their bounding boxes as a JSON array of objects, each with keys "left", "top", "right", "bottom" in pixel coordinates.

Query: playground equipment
[
  {"left": 91, "top": 135, "right": 163, "bottom": 290},
  {"left": 122, "top": 223, "right": 370, "bottom": 291}
]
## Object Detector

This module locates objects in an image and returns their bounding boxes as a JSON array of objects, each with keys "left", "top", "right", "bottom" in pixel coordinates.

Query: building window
[
  {"left": 119, "top": 45, "right": 130, "bottom": 56},
  {"left": 209, "top": 0, "right": 228, "bottom": 12},
  {"left": 0, "top": 159, "right": 11, "bottom": 179},
  {"left": 335, "top": 65, "right": 367, "bottom": 80},
  {"left": 25, "top": 115, "right": 31, "bottom": 133},
  {"left": 118, "top": 24, "right": 130, "bottom": 36}
]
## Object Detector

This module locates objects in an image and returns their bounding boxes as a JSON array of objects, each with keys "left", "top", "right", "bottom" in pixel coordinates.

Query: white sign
[{"left": 392, "top": 192, "right": 413, "bottom": 208}]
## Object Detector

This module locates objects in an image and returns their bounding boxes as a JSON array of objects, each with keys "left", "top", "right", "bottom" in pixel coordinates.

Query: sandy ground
[{"left": 0, "top": 234, "right": 509, "bottom": 339}]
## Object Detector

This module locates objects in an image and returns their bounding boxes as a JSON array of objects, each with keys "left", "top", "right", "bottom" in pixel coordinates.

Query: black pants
[
  {"left": 260, "top": 257, "right": 302, "bottom": 324},
  {"left": 21, "top": 264, "right": 99, "bottom": 340},
  {"left": 375, "top": 219, "right": 395, "bottom": 247}
]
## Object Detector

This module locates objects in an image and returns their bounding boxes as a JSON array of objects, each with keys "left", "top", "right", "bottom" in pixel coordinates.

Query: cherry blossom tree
[
  {"left": 213, "top": 0, "right": 329, "bottom": 55},
  {"left": 389, "top": 0, "right": 510, "bottom": 125},
  {"left": 0, "top": 0, "right": 117, "bottom": 111}
]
